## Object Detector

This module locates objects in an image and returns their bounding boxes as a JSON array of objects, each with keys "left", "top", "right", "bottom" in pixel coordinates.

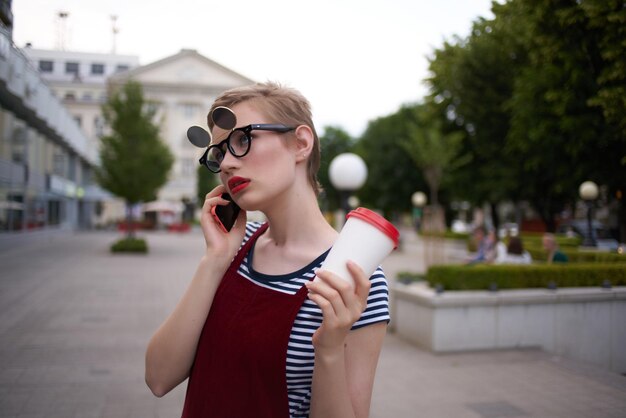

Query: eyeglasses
[{"left": 199, "top": 124, "right": 295, "bottom": 173}]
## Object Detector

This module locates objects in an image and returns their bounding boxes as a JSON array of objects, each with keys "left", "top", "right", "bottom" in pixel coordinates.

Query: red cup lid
[{"left": 346, "top": 207, "right": 400, "bottom": 249}]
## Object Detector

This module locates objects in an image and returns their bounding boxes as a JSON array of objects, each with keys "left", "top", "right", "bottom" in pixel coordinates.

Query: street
[{"left": 0, "top": 228, "right": 625, "bottom": 417}]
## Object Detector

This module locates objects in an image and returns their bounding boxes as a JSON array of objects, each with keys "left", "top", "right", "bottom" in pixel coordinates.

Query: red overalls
[{"left": 181, "top": 223, "right": 310, "bottom": 418}]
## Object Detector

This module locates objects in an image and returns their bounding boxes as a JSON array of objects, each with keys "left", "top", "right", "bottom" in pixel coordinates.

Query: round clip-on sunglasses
[
  {"left": 199, "top": 124, "right": 295, "bottom": 173},
  {"left": 186, "top": 106, "right": 295, "bottom": 173}
]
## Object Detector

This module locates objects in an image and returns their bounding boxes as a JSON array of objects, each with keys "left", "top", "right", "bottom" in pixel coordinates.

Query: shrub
[
  {"left": 525, "top": 246, "right": 626, "bottom": 263},
  {"left": 111, "top": 237, "right": 148, "bottom": 253},
  {"left": 420, "top": 230, "right": 470, "bottom": 240},
  {"left": 397, "top": 272, "right": 426, "bottom": 284},
  {"left": 520, "top": 233, "right": 581, "bottom": 248},
  {"left": 396, "top": 264, "right": 626, "bottom": 291}
]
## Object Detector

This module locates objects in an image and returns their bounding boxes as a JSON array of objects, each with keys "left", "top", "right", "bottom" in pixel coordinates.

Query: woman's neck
[{"left": 261, "top": 187, "right": 337, "bottom": 250}]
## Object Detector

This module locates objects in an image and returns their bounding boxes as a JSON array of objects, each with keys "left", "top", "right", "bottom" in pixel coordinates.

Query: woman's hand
[
  {"left": 305, "top": 261, "right": 371, "bottom": 352},
  {"left": 145, "top": 185, "right": 246, "bottom": 397},
  {"left": 200, "top": 185, "right": 247, "bottom": 265}
]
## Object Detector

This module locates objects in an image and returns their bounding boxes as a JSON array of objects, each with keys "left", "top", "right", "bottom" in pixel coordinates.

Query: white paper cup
[{"left": 318, "top": 207, "right": 400, "bottom": 288}]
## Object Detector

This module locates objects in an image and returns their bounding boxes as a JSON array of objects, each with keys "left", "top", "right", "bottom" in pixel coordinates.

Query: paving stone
[
  {"left": 466, "top": 401, "right": 529, "bottom": 417},
  {"left": 1, "top": 228, "right": 625, "bottom": 418}
]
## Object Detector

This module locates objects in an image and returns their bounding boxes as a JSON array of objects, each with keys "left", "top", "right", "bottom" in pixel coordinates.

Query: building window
[
  {"left": 39, "top": 60, "right": 53, "bottom": 73},
  {"left": 94, "top": 116, "right": 104, "bottom": 137},
  {"left": 11, "top": 127, "right": 26, "bottom": 164},
  {"left": 82, "top": 164, "right": 93, "bottom": 185},
  {"left": 65, "top": 62, "right": 79, "bottom": 75},
  {"left": 181, "top": 158, "right": 194, "bottom": 176},
  {"left": 73, "top": 115, "right": 82, "bottom": 127},
  {"left": 82, "top": 92, "right": 92, "bottom": 102},
  {"left": 115, "top": 64, "right": 129, "bottom": 72},
  {"left": 64, "top": 92, "right": 76, "bottom": 101},
  {"left": 180, "top": 103, "right": 199, "bottom": 118},
  {"left": 53, "top": 152, "right": 66, "bottom": 177},
  {"left": 91, "top": 63, "right": 105, "bottom": 75},
  {"left": 48, "top": 200, "right": 61, "bottom": 225},
  {"left": 146, "top": 101, "right": 160, "bottom": 114}
]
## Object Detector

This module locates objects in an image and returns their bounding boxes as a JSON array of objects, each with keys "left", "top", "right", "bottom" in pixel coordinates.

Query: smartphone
[{"left": 211, "top": 193, "right": 241, "bottom": 233}]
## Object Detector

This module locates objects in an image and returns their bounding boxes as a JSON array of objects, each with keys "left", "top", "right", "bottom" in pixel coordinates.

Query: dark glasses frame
[{"left": 199, "top": 124, "right": 296, "bottom": 173}]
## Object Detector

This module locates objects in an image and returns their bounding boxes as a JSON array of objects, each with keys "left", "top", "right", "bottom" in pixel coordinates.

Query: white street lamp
[
  {"left": 329, "top": 153, "right": 368, "bottom": 225},
  {"left": 579, "top": 181, "right": 599, "bottom": 201},
  {"left": 411, "top": 191, "right": 427, "bottom": 232},
  {"left": 347, "top": 195, "right": 360, "bottom": 209},
  {"left": 411, "top": 191, "right": 427, "bottom": 208},
  {"left": 579, "top": 180, "right": 599, "bottom": 247},
  {"left": 329, "top": 153, "right": 367, "bottom": 191}
]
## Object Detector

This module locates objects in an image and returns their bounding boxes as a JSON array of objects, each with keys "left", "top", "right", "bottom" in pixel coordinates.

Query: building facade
[
  {"left": 21, "top": 48, "right": 141, "bottom": 227},
  {"left": 0, "top": 3, "right": 102, "bottom": 233},
  {"left": 22, "top": 46, "right": 254, "bottom": 227},
  {"left": 109, "top": 49, "right": 254, "bottom": 205},
  {"left": 22, "top": 48, "right": 140, "bottom": 166}
]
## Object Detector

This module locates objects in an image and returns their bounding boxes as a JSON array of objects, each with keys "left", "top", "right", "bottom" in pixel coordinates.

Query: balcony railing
[{"left": 0, "top": 27, "right": 96, "bottom": 165}]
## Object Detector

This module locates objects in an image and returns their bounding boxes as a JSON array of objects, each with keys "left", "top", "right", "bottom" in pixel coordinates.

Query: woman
[
  {"left": 495, "top": 236, "right": 532, "bottom": 265},
  {"left": 145, "top": 82, "right": 389, "bottom": 417}
]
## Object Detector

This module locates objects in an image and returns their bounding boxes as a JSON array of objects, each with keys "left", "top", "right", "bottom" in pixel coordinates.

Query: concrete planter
[{"left": 392, "top": 284, "right": 626, "bottom": 374}]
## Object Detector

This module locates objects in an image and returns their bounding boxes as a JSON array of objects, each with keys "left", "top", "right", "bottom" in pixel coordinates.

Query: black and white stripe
[{"left": 238, "top": 222, "right": 390, "bottom": 417}]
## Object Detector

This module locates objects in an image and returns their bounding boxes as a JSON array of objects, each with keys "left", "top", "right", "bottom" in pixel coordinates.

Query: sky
[{"left": 13, "top": 0, "right": 495, "bottom": 137}]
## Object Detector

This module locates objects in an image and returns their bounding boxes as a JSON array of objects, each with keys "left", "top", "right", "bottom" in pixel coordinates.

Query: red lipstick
[{"left": 228, "top": 176, "right": 250, "bottom": 195}]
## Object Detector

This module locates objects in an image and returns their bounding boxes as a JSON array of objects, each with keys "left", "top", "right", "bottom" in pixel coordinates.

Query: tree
[
  {"left": 400, "top": 105, "right": 468, "bottom": 209},
  {"left": 396, "top": 104, "right": 468, "bottom": 232},
  {"left": 354, "top": 107, "right": 427, "bottom": 218},
  {"left": 582, "top": 0, "right": 626, "bottom": 141},
  {"left": 197, "top": 165, "right": 218, "bottom": 210},
  {"left": 580, "top": 0, "right": 626, "bottom": 240},
  {"left": 505, "top": 0, "right": 614, "bottom": 231},
  {"left": 318, "top": 126, "right": 354, "bottom": 211},
  {"left": 96, "top": 80, "right": 174, "bottom": 238},
  {"left": 426, "top": 11, "right": 527, "bottom": 229},
  {"left": 426, "top": 0, "right": 626, "bottom": 234}
]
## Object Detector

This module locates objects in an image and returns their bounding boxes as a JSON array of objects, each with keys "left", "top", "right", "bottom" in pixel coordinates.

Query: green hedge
[
  {"left": 525, "top": 246, "right": 626, "bottom": 263},
  {"left": 420, "top": 230, "right": 470, "bottom": 240},
  {"left": 465, "top": 234, "right": 620, "bottom": 262},
  {"left": 111, "top": 237, "right": 148, "bottom": 253},
  {"left": 519, "top": 233, "right": 581, "bottom": 248},
  {"left": 397, "top": 264, "right": 626, "bottom": 291}
]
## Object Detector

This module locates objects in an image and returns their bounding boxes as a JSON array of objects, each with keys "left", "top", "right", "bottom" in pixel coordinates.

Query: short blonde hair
[{"left": 208, "top": 82, "right": 321, "bottom": 195}]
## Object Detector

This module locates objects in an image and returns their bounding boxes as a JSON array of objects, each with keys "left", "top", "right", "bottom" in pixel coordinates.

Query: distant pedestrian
[
  {"left": 484, "top": 229, "right": 498, "bottom": 263},
  {"left": 496, "top": 236, "right": 532, "bottom": 265},
  {"left": 467, "top": 227, "right": 495, "bottom": 264},
  {"left": 145, "top": 82, "right": 389, "bottom": 418},
  {"left": 542, "top": 233, "right": 568, "bottom": 264}
]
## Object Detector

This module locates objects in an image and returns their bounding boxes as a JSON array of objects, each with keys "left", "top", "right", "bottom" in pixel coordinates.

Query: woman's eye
[
  {"left": 237, "top": 134, "right": 250, "bottom": 147},
  {"left": 210, "top": 148, "right": 224, "bottom": 162}
]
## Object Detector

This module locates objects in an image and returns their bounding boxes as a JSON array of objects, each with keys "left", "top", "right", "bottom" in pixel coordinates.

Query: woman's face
[{"left": 211, "top": 101, "right": 298, "bottom": 211}]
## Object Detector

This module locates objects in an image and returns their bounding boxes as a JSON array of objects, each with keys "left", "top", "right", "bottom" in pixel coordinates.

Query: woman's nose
[{"left": 219, "top": 149, "right": 240, "bottom": 173}]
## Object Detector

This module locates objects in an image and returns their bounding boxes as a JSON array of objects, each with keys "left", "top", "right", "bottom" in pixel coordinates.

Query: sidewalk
[{"left": 0, "top": 228, "right": 625, "bottom": 418}]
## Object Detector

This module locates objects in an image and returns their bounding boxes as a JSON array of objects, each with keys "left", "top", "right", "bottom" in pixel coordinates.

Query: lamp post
[
  {"left": 579, "top": 181, "right": 599, "bottom": 247},
  {"left": 411, "top": 191, "right": 427, "bottom": 232},
  {"left": 329, "top": 153, "right": 367, "bottom": 227}
]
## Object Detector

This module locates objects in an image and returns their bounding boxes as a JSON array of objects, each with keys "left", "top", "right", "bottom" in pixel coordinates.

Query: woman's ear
[{"left": 294, "top": 125, "right": 314, "bottom": 163}]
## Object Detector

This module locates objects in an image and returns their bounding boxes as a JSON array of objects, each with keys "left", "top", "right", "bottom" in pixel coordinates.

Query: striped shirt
[{"left": 237, "top": 222, "right": 390, "bottom": 417}]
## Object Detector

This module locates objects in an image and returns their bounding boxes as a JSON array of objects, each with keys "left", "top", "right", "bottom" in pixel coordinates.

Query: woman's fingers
[
  {"left": 230, "top": 203, "right": 248, "bottom": 235},
  {"left": 201, "top": 185, "right": 226, "bottom": 218},
  {"left": 306, "top": 292, "right": 336, "bottom": 321},
  {"left": 347, "top": 260, "right": 372, "bottom": 303},
  {"left": 204, "top": 184, "right": 226, "bottom": 200},
  {"left": 307, "top": 271, "right": 357, "bottom": 325},
  {"left": 200, "top": 185, "right": 237, "bottom": 244}
]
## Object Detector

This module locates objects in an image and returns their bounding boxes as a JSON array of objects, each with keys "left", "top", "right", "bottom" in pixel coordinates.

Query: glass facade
[{"left": 0, "top": 45, "right": 99, "bottom": 233}]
